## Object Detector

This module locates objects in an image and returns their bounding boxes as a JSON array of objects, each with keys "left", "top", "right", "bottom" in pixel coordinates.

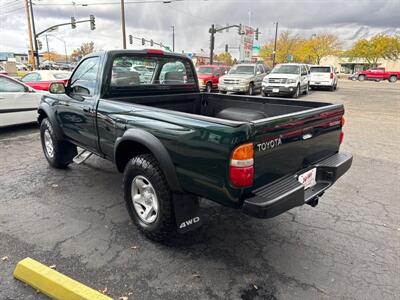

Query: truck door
[{"left": 56, "top": 56, "right": 101, "bottom": 152}]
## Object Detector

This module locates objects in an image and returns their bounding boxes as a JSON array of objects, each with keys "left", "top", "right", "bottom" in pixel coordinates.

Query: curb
[{"left": 13, "top": 257, "right": 112, "bottom": 300}]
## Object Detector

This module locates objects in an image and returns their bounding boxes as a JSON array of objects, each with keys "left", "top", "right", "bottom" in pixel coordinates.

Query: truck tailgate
[{"left": 251, "top": 104, "right": 344, "bottom": 189}]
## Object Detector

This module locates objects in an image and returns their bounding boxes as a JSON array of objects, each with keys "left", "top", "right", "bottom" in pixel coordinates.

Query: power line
[{"left": 1, "top": 5, "right": 25, "bottom": 16}]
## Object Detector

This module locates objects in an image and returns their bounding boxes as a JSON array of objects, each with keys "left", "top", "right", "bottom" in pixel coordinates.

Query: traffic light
[
  {"left": 255, "top": 28, "right": 259, "bottom": 40},
  {"left": 150, "top": 39, "right": 153, "bottom": 46},
  {"left": 90, "top": 15, "right": 95, "bottom": 30},
  {"left": 141, "top": 38, "right": 145, "bottom": 46},
  {"left": 129, "top": 35, "right": 133, "bottom": 44},
  {"left": 37, "top": 40, "right": 42, "bottom": 50},
  {"left": 238, "top": 24, "right": 242, "bottom": 35},
  {"left": 225, "top": 44, "right": 228, "bottom": 53},
  {"left": 71, "top": 16, "right": 76, "bottom": 29}
]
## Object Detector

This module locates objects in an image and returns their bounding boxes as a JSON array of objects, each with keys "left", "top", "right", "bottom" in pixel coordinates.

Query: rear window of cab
[{"left": 110, "top": 55, "right": 196, "bottom": 87}]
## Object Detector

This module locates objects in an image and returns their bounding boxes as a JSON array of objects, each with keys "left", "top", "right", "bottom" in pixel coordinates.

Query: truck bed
[{"left": 108, "top": 92, "right": 333, "bottom": 123}]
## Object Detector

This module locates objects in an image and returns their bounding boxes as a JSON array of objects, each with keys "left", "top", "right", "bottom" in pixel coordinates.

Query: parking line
[{"left": 13, "top": 257, "right": 112, "bottom": 300}]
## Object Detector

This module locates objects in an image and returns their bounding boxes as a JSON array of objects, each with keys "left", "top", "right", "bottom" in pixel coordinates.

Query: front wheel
[
  {"left": 292, "top": 84, "right": 300, "bottom": 98},
  {"left": 358, "top": 75, "right": 365, "bottom": 81},
  {"left": 389, "top": 75, "right": 397, "bottom": 83},
  {"left": 248, "top": 83, "right": 254, "bottom": 95},
  {"left": 219, "top": 90, "right": 227, "bottom": 94},
  {"left": 206, "top": 82, "right": 212, "bottom": 93},
  {"left": 40, "top": 118, "right": 77, "bottom": 168},
  {"left": 123, "top": 154, "right": 176, "bottom": 241}
]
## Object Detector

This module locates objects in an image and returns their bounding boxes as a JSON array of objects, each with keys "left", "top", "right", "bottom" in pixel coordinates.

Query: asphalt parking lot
[{"left": 1, "top": 80, "right": 399, "bottom": 300}]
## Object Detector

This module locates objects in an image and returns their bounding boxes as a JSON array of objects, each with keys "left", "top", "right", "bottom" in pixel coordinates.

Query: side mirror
[{"left": 49, "top": 82, "right": 66, "bottom": 94}]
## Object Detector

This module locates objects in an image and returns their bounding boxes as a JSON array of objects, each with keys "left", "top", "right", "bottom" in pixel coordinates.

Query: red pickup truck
[
  {"left": 358, "top": 67, "right": 400, "bottom": 83},
  {"left": 196, "top": 65, "right": 227, "bottom": 92}
]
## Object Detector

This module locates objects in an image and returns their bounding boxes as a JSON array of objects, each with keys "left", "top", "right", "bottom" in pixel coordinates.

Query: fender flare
[
  {"left": 114, "top": 129, "right": 183, "bottom": 193},
  {"left": 37, "top": 103, "right": 63, "bottom": 139}
]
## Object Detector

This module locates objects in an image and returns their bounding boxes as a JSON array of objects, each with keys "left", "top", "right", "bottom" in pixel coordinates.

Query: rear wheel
[
  {"left": 358, "top": 75, "right": 365, "bottom": 81},
  {"left": 40, "top": 118, "right": 77, "bottom": 169},
  {"left": 389, "top": 75, "right": 397, "bottom": 83},
  {"left": 123, "top": 154, "right": 175, "bottom": 241},
  {"left": 206, "top": 82, "right": 212, "bottom": 93},
  {"left": 220, "top": 90, "right": 227, "bottom": 94}
]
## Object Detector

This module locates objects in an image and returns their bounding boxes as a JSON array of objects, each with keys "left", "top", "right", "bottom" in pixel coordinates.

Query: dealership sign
[{"left": 239, "top": 26, "right": 254, "bottom": 62}]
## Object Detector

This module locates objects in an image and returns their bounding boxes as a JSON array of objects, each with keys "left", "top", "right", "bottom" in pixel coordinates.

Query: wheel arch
[
  {"left": 37, "top": 104, "right": 63, "bottom": 139},
  {"left": 114, "top": 129, "right": 183, "bottom": 193}
]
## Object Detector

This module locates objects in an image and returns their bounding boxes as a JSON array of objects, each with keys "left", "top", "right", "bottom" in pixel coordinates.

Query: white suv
[
  {"left": 262, "top": 63, "right": 309, "bottom": 98},
  {"left": 309, "top": 65, "right": 338, "bottom": 91}
]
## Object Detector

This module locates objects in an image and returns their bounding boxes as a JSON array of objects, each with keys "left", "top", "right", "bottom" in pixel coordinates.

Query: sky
[{"left": 0, "top": 0, "right": 399, "bottom": 58}]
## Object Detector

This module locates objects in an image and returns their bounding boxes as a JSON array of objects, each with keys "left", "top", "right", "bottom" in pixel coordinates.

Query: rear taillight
[
  {"left": 229, "top": 143, "right": 254, "bottom": 187},
  {"left": 339, "top": 116, "right": 345, "bottom": 144},
  {"left": 330, "top": 72, "right": 334, "bottom": 79}
]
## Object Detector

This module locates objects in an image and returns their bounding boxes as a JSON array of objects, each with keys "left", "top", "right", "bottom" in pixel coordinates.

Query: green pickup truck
[{"left": 38, "top": 50, "right": 352, "bottom": 240}]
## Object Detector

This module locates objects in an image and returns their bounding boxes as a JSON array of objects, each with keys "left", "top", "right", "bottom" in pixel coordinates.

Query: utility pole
[
  {"left": 171, "top": 26, "right": 175, "bottom": 52},
  {"left": 209, "top": 24, "right": 215, "bottom": 65},
  {"left": 45, "top": 35, "right": 50, "bottom": 55},
  {"left": 29, "top": 0, "right": 40, "bottom": 67},
  {"left": 272, "top": 22, "right": 278, "bottom": 67},
  {"left": 121, "top": 0, "right": 127, "bottom": 49},
  {"left": 24, "top": 0, "right": 35, "bottom": 69}
]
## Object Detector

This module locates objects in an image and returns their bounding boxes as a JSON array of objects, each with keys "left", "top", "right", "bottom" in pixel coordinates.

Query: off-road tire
[
  {"left": 123, "top": 154, "right": 175, "bottom": 241},
  {"left": 40, "top": 118, "right": 76, "bottom": 169}
]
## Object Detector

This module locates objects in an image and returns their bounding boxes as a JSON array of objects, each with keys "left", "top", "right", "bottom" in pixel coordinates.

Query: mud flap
[{"left": 172, "top": 194, "right": 202, "bottom": 234}]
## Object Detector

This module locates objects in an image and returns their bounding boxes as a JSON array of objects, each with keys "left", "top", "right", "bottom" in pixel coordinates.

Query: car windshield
[
  {"left": 271, "top": 65, "right": 300, "bottom": 74},
  {"left": 229, "top": 65, "right": 255, "bottom": 75},
  {"left": 133, "top": 66, "right": 147, "bottom": 72},
  {"left": 197, "top": 67, "right": 214, "bottom": 74},
  {"left": 310, "top": 67, "right": 331, "bottom": 73}
]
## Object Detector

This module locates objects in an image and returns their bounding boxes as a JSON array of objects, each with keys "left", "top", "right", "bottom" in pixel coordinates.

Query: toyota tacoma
[{"left": 38, "top": 49, "right": 352, "bottom": 240}]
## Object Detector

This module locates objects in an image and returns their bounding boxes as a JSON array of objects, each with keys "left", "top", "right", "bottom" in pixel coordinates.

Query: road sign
[{"left": 288, "top": 54, "right": 293, "bottom": 62}]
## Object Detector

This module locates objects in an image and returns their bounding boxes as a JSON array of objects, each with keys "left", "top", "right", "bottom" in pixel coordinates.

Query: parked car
[
  {"left": 348, "top": 72, "right": 358, "bottom": 81},
  {"left": 39, "top": 60, "right": 60, "bottom": 70},
  {"left": 197, "top": 65, "right": 224, "bottom": 93},
  {"left": 218, "top": 63, "right": 270, "bottom": 95},
  {"left": 262, "top": 63, "right": 309, "bottom": 98},
  {"left": 16, "top": 62, "right": 29, "bottom": 71},
  {"left": 357, "top": 67, "right": 400, "bottom": 83},
  {"left": 0, "top": 74, "right": 45, "bottom": 128},
  {"left": 0, "top": 64, "right": 8, "bottom": 75},
  {"left": 20, "top": 70, "right": 71, "bottom": 91},
  {"left": 39, "top": 49, "right": 352, "bottom": 241},
  {"left": 309, "top": 65, "right": 338, "bottom": 91}
]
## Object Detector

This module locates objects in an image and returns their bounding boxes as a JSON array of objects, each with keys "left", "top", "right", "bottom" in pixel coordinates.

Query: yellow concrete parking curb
[{"left": 13, "top": 257, "right": 112, "bottom": 300}]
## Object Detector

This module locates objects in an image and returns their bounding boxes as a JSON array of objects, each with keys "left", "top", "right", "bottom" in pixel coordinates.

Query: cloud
[{"left": 1, "top": 0, "right": 399, "bottom": 56}]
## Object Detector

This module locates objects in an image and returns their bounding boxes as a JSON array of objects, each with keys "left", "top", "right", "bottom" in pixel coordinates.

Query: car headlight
[
  {"left": 263, "top": 77, "right": 269, "bottom": 82},
  {"left": 287, "top": 79, "right": 296, "bottom": 84},
  {"left": 240, "top": 79, "right": 250, "bottom": 84},
  {"left": 198, "top": 79, "right": 204, "bottom": 85}
]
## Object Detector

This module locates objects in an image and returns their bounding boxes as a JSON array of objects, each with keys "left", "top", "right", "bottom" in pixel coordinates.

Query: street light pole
[
  {"left": 272, "top": 22, "right": 278, "bottom": 67},
  {"left": 172, "top": 26, "right": 175, "bottom": 52},
  {"left": 121, "top": 0, "right": 127, "bottom": 49}
]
